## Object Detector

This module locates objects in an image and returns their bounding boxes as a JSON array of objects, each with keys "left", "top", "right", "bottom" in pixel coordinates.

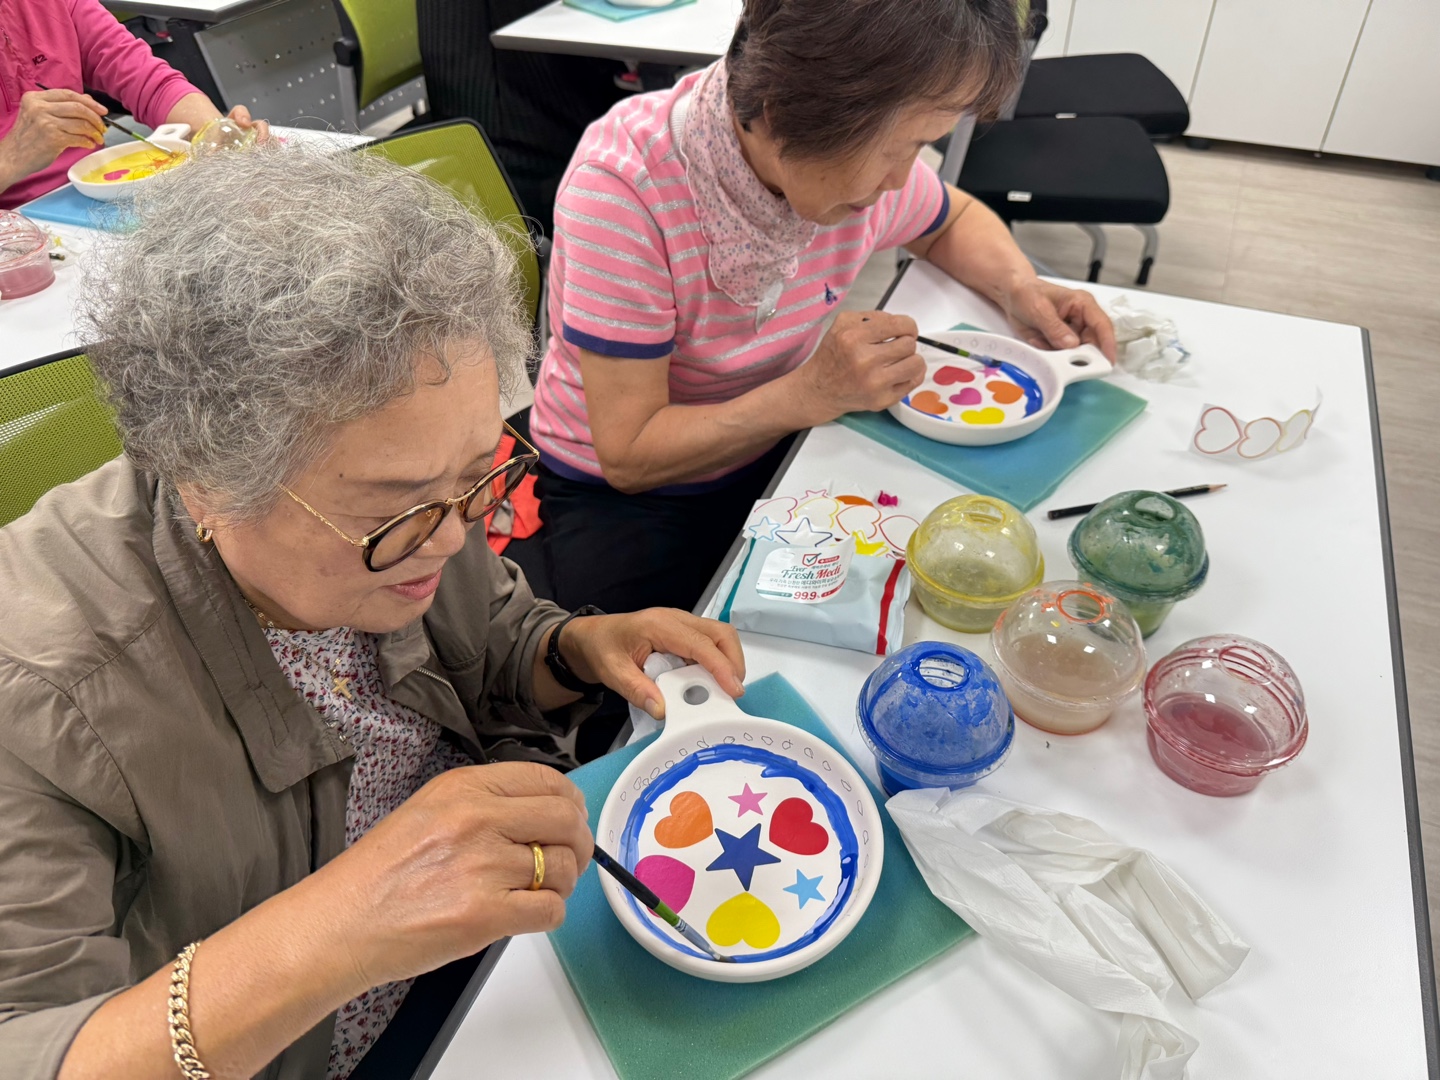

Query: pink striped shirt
[{"left": 530, "top": 65, "right": 948, "bottom": 492}]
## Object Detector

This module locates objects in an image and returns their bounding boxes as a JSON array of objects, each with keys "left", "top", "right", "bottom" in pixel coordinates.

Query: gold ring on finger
[{"left": 528, "top": 842, "right": 545, "bottom": 891}]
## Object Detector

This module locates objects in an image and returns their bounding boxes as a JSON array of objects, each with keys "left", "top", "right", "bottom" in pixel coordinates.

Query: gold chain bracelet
[{"left": 167, "top": 942, "right": 211, "bottom": 1080}]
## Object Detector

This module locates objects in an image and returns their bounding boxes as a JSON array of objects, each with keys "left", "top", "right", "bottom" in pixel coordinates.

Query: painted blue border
[
  {"left": 618, "top": 745, "right": 859, "bottom": 964},
  {"left": 902, "top": 358, "right": 1044, "bottom": 420}
]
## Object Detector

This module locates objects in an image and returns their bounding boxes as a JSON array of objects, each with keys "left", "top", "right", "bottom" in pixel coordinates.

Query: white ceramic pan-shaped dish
[
  {"left": 596, "top": 665, "right": 884, "bottom": 982},
  {"left": 889, "top": 329, "right": 1113, "bottom": 446},
  {"left": 68, "top": 123, "right": 191, "bottom": 202}
]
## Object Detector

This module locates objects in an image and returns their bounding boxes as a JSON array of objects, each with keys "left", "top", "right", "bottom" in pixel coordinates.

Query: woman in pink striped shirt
[
  {"left": 0, "top": 0, "right": 266, "bottom": 208},
  {"left": 532, "top": 0, "right": 1116, "bottom": 615}
]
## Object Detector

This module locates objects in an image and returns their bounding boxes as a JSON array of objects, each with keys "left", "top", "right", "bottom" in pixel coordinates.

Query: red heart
[
  {"left": 932, "top": 365, "right": 975, "bottom": 385},
  {"left": 768, "top": 797, "right": 830, "bottom": 855}
]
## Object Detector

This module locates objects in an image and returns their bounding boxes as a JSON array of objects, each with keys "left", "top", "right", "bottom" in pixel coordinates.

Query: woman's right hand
[
  {"left": 0, "top": 90, "right": 106, "bottom": 181},
  {"left": 793, "top": 310, "right": 926, "bottom": 423},
  {"left": 315, "top": 760, "right": 593, "bottom": 990}
]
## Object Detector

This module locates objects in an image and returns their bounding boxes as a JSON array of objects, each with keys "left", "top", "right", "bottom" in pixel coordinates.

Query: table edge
[
  {"left": 99, "top": 0, "right": 280, "bottom": 23},
  {"left": 490, "top": 28, "right": 722, "bottom": 66},
  {"left": 1364, "top": 326, "right": 1440, "bottom": 1076},
  {"left": 412, "top": 938, "right": 512, "bottom": 1080}
]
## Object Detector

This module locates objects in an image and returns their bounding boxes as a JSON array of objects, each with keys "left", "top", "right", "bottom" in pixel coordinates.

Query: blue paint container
[{"left": 856, "top": 642, "right": 1014, "bottom": 796}]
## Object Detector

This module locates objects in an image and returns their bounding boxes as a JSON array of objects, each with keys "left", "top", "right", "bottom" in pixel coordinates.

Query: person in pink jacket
[{"left": 0, "top": 0, "right": 267, "bottom": 208}]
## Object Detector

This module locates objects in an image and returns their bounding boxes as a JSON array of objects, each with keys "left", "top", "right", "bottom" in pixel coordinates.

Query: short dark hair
[{"left": 727, "top": 0, "right": 1027, "bottom": 161}]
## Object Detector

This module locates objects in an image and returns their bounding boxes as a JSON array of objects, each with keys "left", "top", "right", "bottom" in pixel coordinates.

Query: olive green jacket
[{"left": 0, "top": 458, "right": 575, "bottom": 1078}]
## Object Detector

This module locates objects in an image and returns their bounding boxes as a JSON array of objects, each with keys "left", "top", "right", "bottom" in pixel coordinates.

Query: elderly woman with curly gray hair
[{"left": 0, "top": 146, "right": 745, "bottom": 1080}]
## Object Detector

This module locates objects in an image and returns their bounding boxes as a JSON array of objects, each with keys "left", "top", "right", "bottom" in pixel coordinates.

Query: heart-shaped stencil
[
  {"left": 654, "top": 790, "right": 713, "bottom": 849},
  {"left": 949, "top": 387, "right": 982, "bottom": 406},
  {"left": 933, "top": 365, "right": 975, "bottom": 385},
  {"left": 960, "top": 407, "right": 1006, "bottom": 425},
  {"left": 706, "top": 892, "right": 782, "bottom": 949},
  {"left": 1237, "top": 416, "right": 1283, "bottom": 459},
  {"left": 908, "top": 390, "right": 948, "bottom": 416},
  {"left": 769, "top": 797, "right": 830, "bottom": 855},
  {"left": 986, "top": 380, "right": 1024, "bottom": 405},
  {"left": 1193, "top": 407, "right": 1243, "bottom": 455},
  {"left": 1275, "top": 408, "right": 1315, "bottom": 453},
  {"left": 634, "top": 854, "right": 695, "bottom": 913},
  {"left": 836, "top": 503, "right": 881, "bottom": 540}
]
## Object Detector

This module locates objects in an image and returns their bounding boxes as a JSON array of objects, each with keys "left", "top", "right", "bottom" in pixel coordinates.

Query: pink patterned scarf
[{"left": 680, "top": 60, "right": 819, "bottom": 311}]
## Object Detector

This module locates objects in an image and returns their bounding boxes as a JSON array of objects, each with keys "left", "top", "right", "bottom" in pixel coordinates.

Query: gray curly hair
[{"left": 78, "top": 143, "right": 533, "bottom": 523}]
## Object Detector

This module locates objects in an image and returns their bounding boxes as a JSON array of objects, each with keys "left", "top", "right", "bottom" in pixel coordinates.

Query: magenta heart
[
  {"left": 932, "top": 365, "right": 974, "bottom": 385},
  {"left": 949, "top": 388, "right": 983, "bottom": 406},
  {"left": 634, "top": 854, "right": 696, "bottom": 913}
]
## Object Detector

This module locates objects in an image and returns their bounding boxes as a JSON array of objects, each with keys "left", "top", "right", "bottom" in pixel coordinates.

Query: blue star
[
  {"left": 783, "top": 870, "right": 827, "bottom": 909},
  {"left": 706, "top": 824, "right": 781, "bottom": 891}
]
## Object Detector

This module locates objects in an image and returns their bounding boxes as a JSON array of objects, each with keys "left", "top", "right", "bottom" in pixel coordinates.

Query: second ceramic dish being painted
[
  {"left": 891, "top": 330, "right": 1113, "bottom": 446},
  {"left": 596, "top": 666, "right": 884, "bottom": 982}
]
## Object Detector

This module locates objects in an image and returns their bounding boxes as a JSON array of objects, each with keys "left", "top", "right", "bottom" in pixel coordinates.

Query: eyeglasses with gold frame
[{"left": 284, "top": 422, "right": 540, "bottom": 572}]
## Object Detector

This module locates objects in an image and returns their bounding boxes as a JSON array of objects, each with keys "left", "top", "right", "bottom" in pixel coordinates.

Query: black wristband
[{"left": 545, "top": 605, "right": 606, "bottom": 695}]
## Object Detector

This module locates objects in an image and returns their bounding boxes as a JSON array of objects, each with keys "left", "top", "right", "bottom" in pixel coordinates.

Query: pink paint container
[
  {"left": 1143, "top": 635, "right": 1308, "bottom": 796},
  {"left": 0, "top": 212, "right": 55, "bottom": 300},
  {"left": 991, "top": 581, "right": 1146, "bottom": 735}
]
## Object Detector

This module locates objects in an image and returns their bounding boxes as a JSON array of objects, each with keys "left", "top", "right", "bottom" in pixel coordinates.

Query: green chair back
[
  {"left": 334, "top": 0, "right": 424, "bottom": 112},
  {"left": 0, "top": 352, "right": 123, "bottom": 528},
  {"left": 364, "top": 120, "right": 542, "bottom": 324}
]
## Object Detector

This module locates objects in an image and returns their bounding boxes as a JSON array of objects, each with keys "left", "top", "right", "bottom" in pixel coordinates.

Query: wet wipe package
[{"left": 709, "top": 534, "right": 911, "bottom": 655}]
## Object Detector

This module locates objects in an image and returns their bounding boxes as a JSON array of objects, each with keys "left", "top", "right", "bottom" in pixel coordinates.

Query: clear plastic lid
[
  {"left": 1068, "top": 490, "right": 1209, "bottom": 603},
  {"left": 1144, "top": 634, "right": 1308, "bottom": 773},
  {"left": 991, "top": 581, "right": 1147, "bottom": 707},
  {"left": 857, "top": 642, "right": 1013, "bottom": 775},
  {"left": 0, "top": 211, "right": 46, "bottom": 265},
  {"left": 906, "top": 494, "right": 1044, "bottom": 606},
  {"left": 191, "top": 116, "right": 258, "bottom": 155}
]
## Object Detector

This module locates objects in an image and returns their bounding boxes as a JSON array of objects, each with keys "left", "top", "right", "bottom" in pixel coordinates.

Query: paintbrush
[
  {"left": 37, "top": 85, "right": 180, "bottom": 160},
  {"left": 592, "top": 845, "right": 736, "bottom": 962},
  {"left": 916, "top": 334, "right": 1001, "bottom": 369},
  {"left": 1046, "top": 484, "right": 1229, "bottom": 521}
]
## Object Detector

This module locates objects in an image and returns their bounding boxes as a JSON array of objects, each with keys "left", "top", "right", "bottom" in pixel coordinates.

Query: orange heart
[
  {"left": 909, "top": 390, "right": 948, "bottom": 416},
  {"left": 654, "top": 790, "right": 714, "bottom": 849},
  {"left": 986, "top": 380, "right": 1024, "bottom": 405}
]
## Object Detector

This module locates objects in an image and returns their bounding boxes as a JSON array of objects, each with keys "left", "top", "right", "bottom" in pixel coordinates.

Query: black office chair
[
  {"left": 1014, "top": 53, "right": 1189, "bottom": 138},
  {"left": 940, "top": 0, "right": 1172, "bottom": 285}
]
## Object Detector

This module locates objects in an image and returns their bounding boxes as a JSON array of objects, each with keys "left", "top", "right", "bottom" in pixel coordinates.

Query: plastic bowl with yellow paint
[
  {"left": 890, "top": 329, "right": 1112, "bottom": 446},
  {"left": 596, "top": 665, "right": 884, "bottom": 982}
]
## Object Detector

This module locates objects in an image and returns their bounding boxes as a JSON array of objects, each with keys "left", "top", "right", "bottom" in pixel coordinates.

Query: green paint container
[{"left": 1067, "top": 491, "right": 1209, "bottom": 637}]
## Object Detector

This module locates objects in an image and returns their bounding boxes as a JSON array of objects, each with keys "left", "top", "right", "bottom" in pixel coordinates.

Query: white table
[
  {"left": 1, "top": 127, "right": 368, "bottom": 376},
  {"left": 491, "top": 0, "right": 738, "bottom": 65},
  {"left": 429, "top": 263, "right": 1435, "bottom": 1078},
  {"left": 99, "top": 0, "right": 278, "bottom": 23}
]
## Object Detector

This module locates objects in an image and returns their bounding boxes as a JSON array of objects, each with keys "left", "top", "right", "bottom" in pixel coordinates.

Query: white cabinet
[
  {"left": 1187, "top": 0, "right": 1372, "bottom": 151},
  {"left": 1063, "top": 0, "right": 1216, "bottom": 98},
  {"left": 1322, "top": 0, "right": 1440, "bottom": 166},
  {"left": 1032, "top": 0, "right": 1074, "bottom": 60}
]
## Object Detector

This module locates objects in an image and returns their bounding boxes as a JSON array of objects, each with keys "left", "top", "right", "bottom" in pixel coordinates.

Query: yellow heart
[
  {"left": 960, "top": 407, "right": 1006, "bottom": 425},
  {"left": 706, "top": 892, "right": 782, "bottom": 949}
]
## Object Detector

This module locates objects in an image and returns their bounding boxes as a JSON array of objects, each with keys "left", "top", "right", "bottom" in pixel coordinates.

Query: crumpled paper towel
[
  {"left": 628, "top": 652, "right": 688, "bottom": 742},
  {"left": 887, "top": 788, "right": 1249, "bottom": 1079},
  {"left": 1109, "top": 295, "right": 1190, "bottom": 381}
]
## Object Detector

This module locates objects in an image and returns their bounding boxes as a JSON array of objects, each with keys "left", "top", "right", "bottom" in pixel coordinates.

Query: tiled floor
[{"left": 850, "top": 138, "right": 1440, "bottom": 984}]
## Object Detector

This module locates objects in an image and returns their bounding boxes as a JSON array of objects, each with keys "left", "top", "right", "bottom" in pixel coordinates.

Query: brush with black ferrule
[{"left": 591, "top": 845, "right": 735, "bottom": 963}]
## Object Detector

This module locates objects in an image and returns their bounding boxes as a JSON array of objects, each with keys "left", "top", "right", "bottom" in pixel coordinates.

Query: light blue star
[
  {"left": 783, "top": 869, "right": 826, "bottom": 909},
  {"left": 746, "top": 515, "right": 784, "bottom": 541}
]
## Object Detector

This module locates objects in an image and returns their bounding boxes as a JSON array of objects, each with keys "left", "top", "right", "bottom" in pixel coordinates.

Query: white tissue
[
  {"left": 886, "top": 788, "right": 1249, "bottom": 1079},
  {"left": 627, "top": 652, "right": 688, "bottom": 742},
  {"left": 1109, "top": 296, "right": 1190, "bottom": 382}
]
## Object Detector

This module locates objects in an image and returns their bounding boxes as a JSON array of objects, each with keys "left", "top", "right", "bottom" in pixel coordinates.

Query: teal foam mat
[{"left": 549, "top": 674, "right": 972, "bottom": 1080}]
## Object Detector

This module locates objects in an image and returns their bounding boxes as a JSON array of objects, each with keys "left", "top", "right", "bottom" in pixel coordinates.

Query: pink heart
[
  {"left": 634, "top": 854, "right": 696, "bottom": 913},
  {"left": 949, "top": 388, "right": 983, "bottom": 406}
]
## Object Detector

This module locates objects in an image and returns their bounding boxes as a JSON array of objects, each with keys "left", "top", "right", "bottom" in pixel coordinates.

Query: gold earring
[{"left": 195, "top": 524, "right": 214, "bottom": 543}]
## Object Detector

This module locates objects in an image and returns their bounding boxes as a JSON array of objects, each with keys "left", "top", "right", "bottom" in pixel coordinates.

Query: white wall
[
  {"left": 1322, "top": 0, "right": 1440, "bottom": 166},
  {"left": 1064, "top": 0, "right": 1216, "bottom": 98}
]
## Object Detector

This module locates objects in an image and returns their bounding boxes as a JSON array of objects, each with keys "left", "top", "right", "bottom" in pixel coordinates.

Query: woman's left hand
[
  {"left": 1002, "top": 278, "right": 1117, "bottom": 362},
  {"left": 227, "top": 104, "right": 271, "bottom": 143},
  {"left": 561, "top": 609, "right": 746, "bottom": 718}
]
